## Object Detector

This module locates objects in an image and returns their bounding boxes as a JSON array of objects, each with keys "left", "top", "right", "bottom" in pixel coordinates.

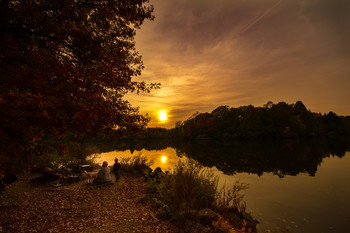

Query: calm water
[{"left": 93, "top": 139, "right": 350, "bottom": 233}]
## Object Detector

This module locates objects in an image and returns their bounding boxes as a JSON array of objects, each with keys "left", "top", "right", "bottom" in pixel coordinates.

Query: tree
[{"left": 0, "top": 0, "right": 157, "bottom": 158}]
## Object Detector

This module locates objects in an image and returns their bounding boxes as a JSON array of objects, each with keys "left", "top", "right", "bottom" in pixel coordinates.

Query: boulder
[
  {"left": 242, "top": 212, "right": 259, "bottom": 229},
  {"left": 197, "top": 208, "right": 219, "bottom": 226},
  {"left": 3, "top": 174, "right": 17, "bottom": 184},
  {"left": 0, "top": 178, "right": 5, "bottom": 192}
]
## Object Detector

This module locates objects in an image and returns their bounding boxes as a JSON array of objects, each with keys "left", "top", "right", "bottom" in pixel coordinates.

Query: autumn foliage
[
  {"left": 0, "top": 0, "right": 157, "bottom": 158},
  {"left": 172, "top": 101, "right": 350, "bottom": 140}
]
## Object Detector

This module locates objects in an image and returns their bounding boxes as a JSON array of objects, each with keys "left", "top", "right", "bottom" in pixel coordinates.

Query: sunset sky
[{"left": 128, "top": 0, "right": 350, "bottom": 128}]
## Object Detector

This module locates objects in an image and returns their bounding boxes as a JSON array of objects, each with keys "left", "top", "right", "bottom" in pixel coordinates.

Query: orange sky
[{"left": 128, "top": 0, "right": 350, "bottom": 129}]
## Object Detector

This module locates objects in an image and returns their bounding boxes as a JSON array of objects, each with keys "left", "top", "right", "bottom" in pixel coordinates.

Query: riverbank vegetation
[
  {"left": 136, "top": 101, "right": 350, "bottom": 140},
  {"left": 131, "top": 156, "right": 257, "bottom": 233}
]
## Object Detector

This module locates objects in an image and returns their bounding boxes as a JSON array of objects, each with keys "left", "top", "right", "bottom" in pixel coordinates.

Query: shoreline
[{"left": 0, "top": 173, "right": 175, "bottom": 233}]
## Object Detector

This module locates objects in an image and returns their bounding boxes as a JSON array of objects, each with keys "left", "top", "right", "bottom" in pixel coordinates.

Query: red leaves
[{"left": 1, "top": 0, "right": 156, "bottom": 158}]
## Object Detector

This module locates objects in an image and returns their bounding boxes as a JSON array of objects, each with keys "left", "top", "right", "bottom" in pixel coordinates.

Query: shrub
[
  {"left": 158, "top": 159, "right": 218, "bottom": 218},
  {"left": 144, "top": 158, "right": 256, "bottom": 232},
  {"left": 215, "top": 181, "right": 249, "bottom": 214},
  {"left": 120, "top": 153, "right": 154, "bottom": 174}
]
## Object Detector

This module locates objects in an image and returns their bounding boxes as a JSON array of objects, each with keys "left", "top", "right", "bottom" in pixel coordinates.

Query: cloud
[
  {"left": 302, "top": 0, "right": 350, "bottom": 53},
  {"left": 133, "top": 0, "right": 350, "bottom": 128}
]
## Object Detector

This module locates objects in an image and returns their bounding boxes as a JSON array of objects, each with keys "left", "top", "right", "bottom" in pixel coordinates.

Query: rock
[
  {"left": 153, "top": 167, "right": 163, "bottom": 175},
  {"left": 142, "top": 167, "right": 153, "bottom": 181},
  {"left": 142, "top": 166, "right": 152, "bottom": 175},
  {"left": 155, "top": 204, "right": 172, "bottom": 219},
  {"left": 242, "top": 212, "right": 259, "bottom": 229},
  {"left": 154, "top": 167, "right": 165, "bottom": 177},
  {"left": 222, "top": 212, "right": 242, "bottom": 227},
  {"left": 197, "top": 208, "right": 219, "bottom": 226},
  {"left": 146, "top": 197, "right": 164, "bottom": 209},
  {"left": 3, "top": 174, "right": 17, "bottom": 184},
  {"left": 92, "top": 181, "right": 113, "bottom": 187},
  {"left": 0, "top": 178, "right": 5, "bottom": 192},
  {"left": 183, "top": 220, "right": 211, "bottom": 233}
]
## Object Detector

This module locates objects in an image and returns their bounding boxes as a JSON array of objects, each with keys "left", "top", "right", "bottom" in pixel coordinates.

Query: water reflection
[
  {"left": 93, "top": 138, "right": 350, "bottom": 233},
  {"left": 93, "top": 147, "right": 182, "bottom": 171},
  {"left": 95, "top": 137, "right": 349, "bottom": 178}
]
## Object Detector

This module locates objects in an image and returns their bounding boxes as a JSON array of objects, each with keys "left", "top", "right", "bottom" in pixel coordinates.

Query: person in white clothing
[{"left": 93, "top": 161, "right": 112, "bottom": 185}]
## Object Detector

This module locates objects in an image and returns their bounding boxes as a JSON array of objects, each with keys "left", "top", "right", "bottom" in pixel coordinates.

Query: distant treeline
[{"left": 141, "top": 101, "right": 350, "bottom": 140}]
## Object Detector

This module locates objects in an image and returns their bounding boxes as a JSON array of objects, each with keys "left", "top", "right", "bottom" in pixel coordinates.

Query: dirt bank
[{"left": 0, "top": 174, "right": 175, "bottom": 233}]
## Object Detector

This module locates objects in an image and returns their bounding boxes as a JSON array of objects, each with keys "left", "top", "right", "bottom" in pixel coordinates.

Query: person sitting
[{"left": 93, "top": 161, "right": 112, "bottom": 185}]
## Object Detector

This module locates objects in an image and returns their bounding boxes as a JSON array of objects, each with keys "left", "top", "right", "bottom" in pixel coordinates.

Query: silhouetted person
[
  {"left": 93, "top": 161, "right": 112, "bottom": 185},
  {"left": 112, "top": 158, "right": 121, "bottom": 182}
]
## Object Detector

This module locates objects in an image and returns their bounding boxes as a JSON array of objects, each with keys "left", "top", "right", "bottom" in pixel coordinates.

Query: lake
[{"left": 92, "top": 138, "right": 350, "bottom": 233}]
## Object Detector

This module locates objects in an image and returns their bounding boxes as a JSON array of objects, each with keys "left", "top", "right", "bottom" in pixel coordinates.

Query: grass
[{"left": 116, "top": 155, "right": 255, "bottom": 232}]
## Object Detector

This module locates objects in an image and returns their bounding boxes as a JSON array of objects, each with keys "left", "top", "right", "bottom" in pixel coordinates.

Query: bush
[
  {"left": 144, "top": 158, "right": 256, "bottom": 232},
  {"left": 120, "top": 153, "right": 154, "bottom": 175},
  {"left": 215, "top": 181, "right": 249, "bottom": 214},
  {"left": 158, "top": 159, "right": 218, "bottom": 217}
]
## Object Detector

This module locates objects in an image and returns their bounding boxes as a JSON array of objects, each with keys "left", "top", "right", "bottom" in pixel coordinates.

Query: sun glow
[
  {"left": 161, "top": 155, "right": 167, "bottom": 163},
  {"left": 158, "top": 110, "right": 167, "bottom": 122}
]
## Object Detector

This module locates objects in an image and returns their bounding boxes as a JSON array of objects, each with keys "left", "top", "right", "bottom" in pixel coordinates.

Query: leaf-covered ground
[{"left": 0, "top": 174, "right": 176, "bottom": 233}]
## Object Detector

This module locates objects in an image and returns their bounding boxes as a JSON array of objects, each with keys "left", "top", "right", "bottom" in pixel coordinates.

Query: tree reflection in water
[{"left": 102, "top": 137, "right": 349, "bottom": 178}]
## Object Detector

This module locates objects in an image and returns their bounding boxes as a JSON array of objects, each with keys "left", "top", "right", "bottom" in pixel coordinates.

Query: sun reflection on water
[{"left": 94, "top": 147, "right": 183, "bottom": 171}]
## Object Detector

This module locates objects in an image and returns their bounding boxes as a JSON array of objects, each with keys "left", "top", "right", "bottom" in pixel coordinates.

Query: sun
[
  {"left": 158, "top": 110, "right": 167, "bottom": 122},
  {"left": 161, "top": 155, "right": 167, "bottom": 163}
]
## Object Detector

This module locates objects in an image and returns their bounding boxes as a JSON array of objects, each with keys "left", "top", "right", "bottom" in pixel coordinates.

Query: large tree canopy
[{"left": 0, "top": 0, "right": 156, "bottom": 157}]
